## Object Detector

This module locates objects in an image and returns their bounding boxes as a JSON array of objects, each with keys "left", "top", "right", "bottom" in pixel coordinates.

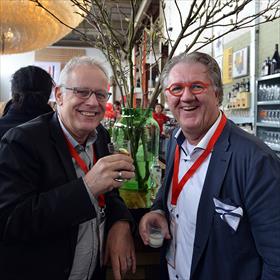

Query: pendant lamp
[{"left": 0, "top": 0, "right": 90, "bottom": 55}]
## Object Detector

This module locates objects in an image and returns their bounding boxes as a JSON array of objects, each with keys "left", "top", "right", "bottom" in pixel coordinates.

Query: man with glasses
[
  {"left": 139, "top": 52, "right": 280, "bottom": 280},
  {"left": 0, "top": 56, "right": 136, "bottom": 280}
]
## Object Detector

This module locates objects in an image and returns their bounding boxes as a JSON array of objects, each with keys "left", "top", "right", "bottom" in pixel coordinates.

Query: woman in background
[
  {"left": 0, "top": 66, "right": 54, "bottom": 138},
  {"left": 152, "top": 103, "right": 170, "bottom": 160}
]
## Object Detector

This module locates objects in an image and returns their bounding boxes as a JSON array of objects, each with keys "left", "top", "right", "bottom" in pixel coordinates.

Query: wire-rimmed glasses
[{"left": 63, "top": 86, "right": 111, "bottom": 102}]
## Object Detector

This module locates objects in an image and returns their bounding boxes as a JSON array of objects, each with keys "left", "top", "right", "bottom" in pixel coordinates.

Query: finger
[
  {"left": 111, "top": 256, "right": 122, "bottom": 280},
  {"left": 163, "top": 229, "right": 172, "bottom": 239},
  {"left": 106, "top": 153, "right": 134, "bottom": 164},
  {"left": 118, "top": 255, "right": 129, "bottom": 277},
  {"left": 131, "top": 251, "right": 136, "bottom": 273},
  {"left": 139, "top": 224, "right": 149, "bottom": 245},
  {"left": 114, "top": 170, "right": 135, "bottom": 181}
]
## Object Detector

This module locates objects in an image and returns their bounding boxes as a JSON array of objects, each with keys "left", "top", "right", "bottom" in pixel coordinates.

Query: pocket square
[{"left": 213, "top": 197, "right": 243, "bottom": 231}]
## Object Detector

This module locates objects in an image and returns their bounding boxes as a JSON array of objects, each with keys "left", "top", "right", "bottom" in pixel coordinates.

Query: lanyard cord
[
  {"left": 64, "top": 136, "right": 105, "bottom": 208},
  {"left": 171, "top": 113, "right": 227, "bottom": 205}
]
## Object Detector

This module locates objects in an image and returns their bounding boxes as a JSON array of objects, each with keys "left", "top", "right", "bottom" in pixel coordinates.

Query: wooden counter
[{"left": 106, "top": 208, "right": 161, "bottom": 280}]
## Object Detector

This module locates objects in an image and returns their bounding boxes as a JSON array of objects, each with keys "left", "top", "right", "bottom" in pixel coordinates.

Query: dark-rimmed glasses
[
  {"left": 165, "top": 82, "right": 209, "bottom": 97},
  {"left": 64, "top": 87, "right": 111, "bottom": 102}
]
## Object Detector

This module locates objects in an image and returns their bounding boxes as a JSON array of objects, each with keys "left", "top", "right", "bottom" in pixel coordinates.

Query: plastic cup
[{"left": 148, "top": 224, "right": 164, "bottom": 248}]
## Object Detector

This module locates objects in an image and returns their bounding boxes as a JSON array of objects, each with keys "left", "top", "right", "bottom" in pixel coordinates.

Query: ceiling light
[{"left": 0, "top": 0, "right": 90, "bottom": 55}]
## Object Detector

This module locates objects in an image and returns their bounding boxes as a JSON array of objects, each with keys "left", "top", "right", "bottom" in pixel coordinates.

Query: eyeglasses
[
  {"left": 165, "top": 82, "right": 209, "bottom": 97},
  {"left": 64, "top": 87, "right": 111, "bottom": 102}
]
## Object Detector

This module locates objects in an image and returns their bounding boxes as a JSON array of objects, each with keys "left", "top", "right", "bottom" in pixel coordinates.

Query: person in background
[
  {"left": 0, "top": 56, "right": 136, "bottom": 280},
  {"left": 152, "top": 103, "right": 170, "bottom": 160},
  {"left": 139, "top": 52, "right": 280, "bottom": 280},
  {"left": 0, "top": 66, "right": 54, "bottom": 138},
  {"left": 113, "top": 100, "right": 122, "bottom": 121},
  {"left": 152, "top": 103, "right": 170, "bottom": 136}
]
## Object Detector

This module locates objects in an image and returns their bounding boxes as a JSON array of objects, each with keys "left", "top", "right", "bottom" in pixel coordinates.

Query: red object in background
[
  {"left": 152, "top": 112, "right": 170, "bottom": 134},
  {"left": 105, "top": 102, "right": 116, "bottom": 119}
]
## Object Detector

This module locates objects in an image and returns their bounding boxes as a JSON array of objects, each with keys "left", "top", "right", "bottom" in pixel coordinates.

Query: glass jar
[{"left": 112, "top": 108, "right": 160, "bottom": 201}]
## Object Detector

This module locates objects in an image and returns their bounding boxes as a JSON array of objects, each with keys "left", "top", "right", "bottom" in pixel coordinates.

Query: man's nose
[
  {"left": 85, "top": 92, "right": 99, "bottom": 104},
  {"left": 180, "top": 86, "right": 195, "bottom": 100}
]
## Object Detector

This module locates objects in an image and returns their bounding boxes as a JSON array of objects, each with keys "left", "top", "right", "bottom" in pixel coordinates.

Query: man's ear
[
  {"left": 215, "top": 91, "right": 220, "bottom": 106},
  {"left": 55, "top": 86, "right": 63, "bottom": 106}
]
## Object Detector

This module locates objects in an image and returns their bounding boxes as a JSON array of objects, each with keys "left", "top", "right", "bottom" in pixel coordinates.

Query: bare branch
[{"left": 34, "top": 0, "right": 280, "bottom": 109}]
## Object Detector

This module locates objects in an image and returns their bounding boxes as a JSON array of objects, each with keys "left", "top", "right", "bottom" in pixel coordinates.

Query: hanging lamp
[{"left": 0, "top": 0, "right": 90, "bottom": 55}]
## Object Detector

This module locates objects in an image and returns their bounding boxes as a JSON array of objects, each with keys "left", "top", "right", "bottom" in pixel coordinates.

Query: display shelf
[
  {"left": 265, "top": 143, "right": 280, "bottom": 152},
  {"left": 257, "top": 72, "right": 280, "bottom": 82},
  {"left": 228, "top": 116, "right": 254, "bottom": 124},
  {"left": 255, "top": 75, "right": 280, "bottom": 149},
  {"left": 257, "top": 100, "right": 280, "bottom": 105},
  {"left": 256, "top": 122, "right": 280, "bottom": 128}
]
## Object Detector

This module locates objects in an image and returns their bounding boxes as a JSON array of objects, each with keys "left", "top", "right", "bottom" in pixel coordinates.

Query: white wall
[
  {"left": 0, "top": 51, "right": 35, "bottom": 101},
  {"left": 0, "top": 47, "right": 111, "bottom": 102},
  {"left": 164, "top": 0, "right": 254, "bottom": 55}
]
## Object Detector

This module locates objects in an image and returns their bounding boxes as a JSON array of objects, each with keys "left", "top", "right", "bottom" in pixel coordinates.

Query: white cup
[{"left": 148, "top": 224, "right": 164, "bottom": 248}]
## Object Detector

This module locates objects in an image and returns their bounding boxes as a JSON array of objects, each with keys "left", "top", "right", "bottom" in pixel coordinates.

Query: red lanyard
[
  {"left": 64, "top": 137, "right": 105, "bottom": 208},
  {"left": 171, "top": 113, "right": 227, "bottom": 205}
]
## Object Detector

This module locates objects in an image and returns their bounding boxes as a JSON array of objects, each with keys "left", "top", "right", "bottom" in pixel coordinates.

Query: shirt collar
[
  {"left": 57, "top": 114, "right": 97, "bottom": 149},
  {"left": 175, "top": 111, "right": 222, "bottom": 156}
]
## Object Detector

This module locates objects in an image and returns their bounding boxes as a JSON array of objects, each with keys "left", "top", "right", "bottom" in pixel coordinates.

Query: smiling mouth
[
  {"left": 78, "top": 110, "right": 98, "bottom": 117},
  {"left": 181, "top": 106, "right": 198, "bottom": 111}
]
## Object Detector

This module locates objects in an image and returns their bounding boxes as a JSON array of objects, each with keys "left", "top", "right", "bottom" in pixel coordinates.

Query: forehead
[
  {"left": 168, "top": 62, "right": 210, "bottom": 83},
  {"left": 67, "top": 65, "right": 108, "bottom": 87}
]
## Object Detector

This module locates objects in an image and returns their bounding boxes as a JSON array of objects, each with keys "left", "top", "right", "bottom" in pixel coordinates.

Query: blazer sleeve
[{"left": 245, "top": 151, "right": 280, "bottom": 279}]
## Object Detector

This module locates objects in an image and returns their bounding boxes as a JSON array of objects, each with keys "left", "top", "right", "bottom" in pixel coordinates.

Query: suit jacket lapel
[
  {"left": 163, "top": 136, "right": 177, "bottom": 209},
  {"left": 190, "top": 121, "right": 232, "bottom": 278},
  {"left": 49, "top": 112, "right": 77, "bottom": 181},
  {"left": 94, "top": 125, "right": 110, "bottom": 159},
  {"left": 48, "top": 112, "right": 82, "bottom": 259}
]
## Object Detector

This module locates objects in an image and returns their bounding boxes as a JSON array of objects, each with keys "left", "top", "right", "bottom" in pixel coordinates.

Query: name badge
[
  {"left": 98, "top": 207, "right": 106, "bottom": 267},
  {"left": 166, "top": 210, "right": 177, "bottom": 269}
]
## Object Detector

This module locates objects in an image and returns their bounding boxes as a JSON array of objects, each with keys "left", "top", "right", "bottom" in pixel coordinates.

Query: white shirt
[{"left": 167, "top": 112, "right": 222, "bottom": 280}]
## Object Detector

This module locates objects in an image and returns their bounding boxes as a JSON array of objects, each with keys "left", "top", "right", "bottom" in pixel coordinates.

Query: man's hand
[
  {"left": 139, "top": 211, "right": 171, "bottom": 246},
  {"left": 104, "top": 221, "right": 136, "bottom": 280},
  {"left": 84, "top": 154, "right": 135, "bottom": 197}
]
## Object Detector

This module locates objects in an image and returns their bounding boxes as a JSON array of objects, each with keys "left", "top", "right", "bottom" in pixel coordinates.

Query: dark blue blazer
[
  {"left": 0, "top": 112, "right": 133, "bottom": 280},
  {"left": 152, "top": 119, "right": 280, "bottom": 280}
]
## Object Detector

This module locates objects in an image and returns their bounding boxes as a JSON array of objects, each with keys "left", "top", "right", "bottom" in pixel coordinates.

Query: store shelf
[
  {"left": 255, "top": 75, "right": 280, "bottom": 147},
  {"left": 256, "top": 122, "right": 280, "bottom": 128},
  {"left": 257, "top": 101, "right": 280, "bottom": 105},
  {"left": 257, "top": 73, "right": 280, "bottom": 82},
  {"left": 229, "top": 116, "right": 254, "bottom": 124},
  {"left": 265, "top": 143, "right": 280, "bottom": 152}
]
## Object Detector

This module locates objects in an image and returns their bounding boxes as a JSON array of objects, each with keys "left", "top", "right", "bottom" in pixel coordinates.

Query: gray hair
[
  {"left": 160, "top": 52, "right": 223, "bottom": 105},
  {"left": 58, "top": 56, "right": 109, "bottom": 86}
]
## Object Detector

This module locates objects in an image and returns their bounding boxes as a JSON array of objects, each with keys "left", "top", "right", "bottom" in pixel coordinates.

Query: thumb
[{"left": 162, "top": 226, "right": 171, "bottom": 240}]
